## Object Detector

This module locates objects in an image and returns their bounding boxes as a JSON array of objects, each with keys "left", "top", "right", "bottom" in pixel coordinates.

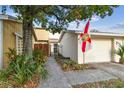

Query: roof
[
  {"left": 33, "top": 28, "right": 49, "bottom": 42},
  {"left": 33, "top": 27, "right": 59, "bottom": 42},
  {"left": 0, "top": 14, "right": 22, "bottom": 23},
  {"left": 58, "top": 30, "right": 124, "bottom": 42}
]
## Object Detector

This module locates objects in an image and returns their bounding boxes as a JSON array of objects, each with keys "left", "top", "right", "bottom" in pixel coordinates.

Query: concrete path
[
  {"left": 64, "top": 62, "right": 124, "bottom": 85},
  {"left": 92, "top": 62, "right": 124, "bottom": 80},
  {"left": 64, "top": 69, "right": 117, "bottom": 85},
  {"left": 39, "top": 57, "right": 124, "bottom": 87},
  {"left": 39, "top": 57, "right": 71, "bottom": 88}
]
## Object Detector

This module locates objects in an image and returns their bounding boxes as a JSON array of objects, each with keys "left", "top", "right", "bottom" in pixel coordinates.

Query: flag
[{"left": 79, "top": 20, "right": 91, "bottom": 53}]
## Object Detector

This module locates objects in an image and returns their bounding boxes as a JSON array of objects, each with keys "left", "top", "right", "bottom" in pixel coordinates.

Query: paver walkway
[{"left": 39, "top": 57, "right": 71, "bottom": 88}]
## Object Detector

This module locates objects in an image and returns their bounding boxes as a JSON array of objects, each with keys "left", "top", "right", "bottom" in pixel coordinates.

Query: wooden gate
[{"left": 34, "top": 44, "right": 49, "bottom": 56}]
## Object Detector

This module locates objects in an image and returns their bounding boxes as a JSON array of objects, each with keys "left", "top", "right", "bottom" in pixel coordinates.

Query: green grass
[{"left": 72, "top": 79, "right": 124, "bottom": 88}]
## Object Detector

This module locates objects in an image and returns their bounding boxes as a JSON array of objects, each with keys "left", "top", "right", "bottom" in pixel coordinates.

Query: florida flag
[{"left": 79, "top": 20, "right": 91, "bottom": 53}]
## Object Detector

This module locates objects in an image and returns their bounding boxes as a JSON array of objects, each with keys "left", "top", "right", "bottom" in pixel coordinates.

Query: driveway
[
  {"left": 92, "top": 62, "right": 124, "bottom": 80},
  {"left": 39, "top": 57, "right": 124, "bottom": 88},
  {"left": 64, "top": 62, "right": 124, "bottom": 86}
]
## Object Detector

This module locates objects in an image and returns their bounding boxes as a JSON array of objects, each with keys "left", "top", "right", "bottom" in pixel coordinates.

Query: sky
[
  {"left": 0, "top": 5, "right": 124, "bottom": 38},
  {"left": 68, "top": 6, "right": 124, "bottom": 33}
]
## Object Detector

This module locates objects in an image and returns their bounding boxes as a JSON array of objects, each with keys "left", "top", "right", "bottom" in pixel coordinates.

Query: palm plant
[{"left": 116, "top": 44, "right": 124, "bottom": 64}]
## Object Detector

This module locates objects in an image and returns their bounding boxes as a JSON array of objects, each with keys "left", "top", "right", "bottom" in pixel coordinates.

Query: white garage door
[
  {"left": 78, "top": 39, "right": 112, "bottom": 64},
  {"left": 85, "top": 38, "right": 112, "bottom": 63}
]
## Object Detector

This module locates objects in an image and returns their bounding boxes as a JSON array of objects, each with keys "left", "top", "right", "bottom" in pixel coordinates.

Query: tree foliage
[{"left": 11, "top": 5, "right": 118, "bottom": 34}]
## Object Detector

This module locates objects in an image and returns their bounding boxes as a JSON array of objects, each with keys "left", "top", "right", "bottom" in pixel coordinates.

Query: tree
[{"left": 8, "top": 5, "right": 118, "bottom": 57}]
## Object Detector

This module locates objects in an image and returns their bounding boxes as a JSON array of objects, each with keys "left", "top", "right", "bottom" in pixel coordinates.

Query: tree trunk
[
  {"left": 22, "top": 6, "right": 33, "bottom": 57},
  {"left": 23, "top": 19, "right": 33, "bottom": 57}
]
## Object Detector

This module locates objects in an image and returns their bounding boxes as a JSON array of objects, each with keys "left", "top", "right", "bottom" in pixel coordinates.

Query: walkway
[
  {"left": 39, "top": 57, "right": 71, "bottom": 88},
  {"left": 39, "top": 57, "right": 124, "bottom": 88}
]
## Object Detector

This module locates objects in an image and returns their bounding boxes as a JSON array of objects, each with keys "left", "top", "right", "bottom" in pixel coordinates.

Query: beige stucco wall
[
  {"left": 59, "top": 33, "right": 78, "bottom": 62},
  {"left": 3, "top": 20, "right": 22, "bottom": 68}
]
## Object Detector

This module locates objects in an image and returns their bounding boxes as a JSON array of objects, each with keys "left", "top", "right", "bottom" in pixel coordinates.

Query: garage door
[{"left": 84, "top": 38, "right": 112, "bottom": 63}]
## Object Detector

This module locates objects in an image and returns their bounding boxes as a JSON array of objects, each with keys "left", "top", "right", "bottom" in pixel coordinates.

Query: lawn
[{"left": 72, "top": 79, "right": 124, "bottom": 88}]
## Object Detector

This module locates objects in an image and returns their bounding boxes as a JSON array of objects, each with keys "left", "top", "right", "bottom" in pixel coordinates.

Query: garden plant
[{"left": 0, "top": 48, "right": 48, "bottom": 88}]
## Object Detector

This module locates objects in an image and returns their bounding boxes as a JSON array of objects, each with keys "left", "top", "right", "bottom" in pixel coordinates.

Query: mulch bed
[
  {"left": 55, "top": 57, "right": 96, "bottom": 72},
  {"left": 72, "top": 79, "right": 124, "bottom": 88},
  {"left": 17, "top": 74, "right": 40, "bottom": 88},
  {"left": 0, "top": 74, "right": 40, "bottom": 88}
]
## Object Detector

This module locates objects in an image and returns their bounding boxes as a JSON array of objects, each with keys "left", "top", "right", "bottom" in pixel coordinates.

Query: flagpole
[{"left": 83, "top": 53, "right": 85, "bottom": 64}]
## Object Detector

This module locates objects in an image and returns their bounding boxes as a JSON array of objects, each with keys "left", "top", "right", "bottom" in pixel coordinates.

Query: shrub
[
  {"left": 62, "top": 63, "right": 69, "bottom": 70},
  {"left": 0, "top": 70, "right": 8, "bottom": 81},
  {"left": 115, "top": 79, "right": 124, "bottom": 88},
  {"left": 73, "top": 64, "right": 84, "bottom": 70},
  {"left": 0, "top": 69, "right": 13, "bottom": 88},
  {"left": 7, "top": 55, "right": 35, "bottom": 86},
  {"left": 62, "top": 60, "right": 77, "bottom": 70},
  {"left": 33, "top": 49, "right": 48, "bottom": 79},
  {"left": 6, "top": 48, "right": 17, "bottom": 62},
  {"left": 0, "top": 48, "right": 48, "bottom": 87},
  {"left": 39, "top": 64, "right": 48, "bottom": 79},
  {"left": 116, "top": 44, "right": 124, "bottom": 64},
  {"left": 33, "top": 49, "right": 47, "bottom": 63},
  {"left": 56, "top": 57, "right": 87, "bottom": 71},
  {"left": 64, "top": 60, "right": 85, "bottom": 70}
]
